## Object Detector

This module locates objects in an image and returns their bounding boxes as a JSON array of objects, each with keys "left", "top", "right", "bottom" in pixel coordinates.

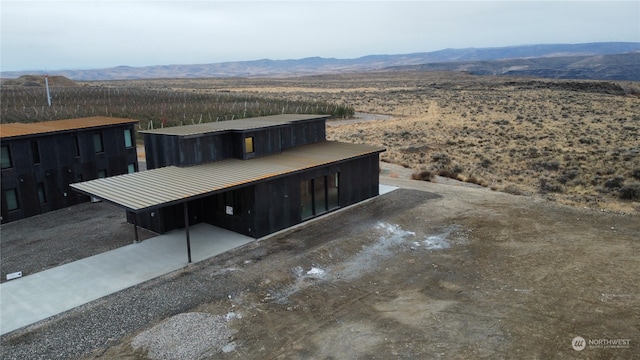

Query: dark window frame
[
  {"left": 124, "top": 128, "right": 134, "bottom": 148},
  {"left": 72, "top": 135, "right": 80, "bottom": 157},
  {"left": 5, "top": 188, "right": 19, "bottom": 211},
  {"left": 1, "top": 145, "right": 12, "bottom": 169},
  {"left": 31, "top": 140, "right": 41, "bottom": 164},
  {"left": 245, "top": 136, "right": 254, "bottom": 154},
  {"left": 93, "top": 133, "right": 104, "bottom": 153},
  {"left": 37, "top": 182, "right": 47, "bottom": 204}
]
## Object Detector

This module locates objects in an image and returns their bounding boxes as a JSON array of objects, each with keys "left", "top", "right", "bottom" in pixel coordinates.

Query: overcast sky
[{"left": 1, "top": 1, "right": 639, "bottom": 72}]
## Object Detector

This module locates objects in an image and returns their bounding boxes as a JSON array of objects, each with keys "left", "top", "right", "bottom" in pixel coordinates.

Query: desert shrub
[
  {"left": 558, "top": 168, "right": 580, "bottom": 184},
  {"left": 480, "top": 158, "right": 493, "bottom": 168},
  {"left": 579, "top": 137, "right": 599, "bottom": 145},
  {"left": 465, "top": 176, "right": 488, "bottom": 187},
  {"left": 502, "top": 184, "right": 525, "bottom": 196},
  {"left": 437, "top": 168, "right": 457, "bottom": 179},
  {"left": 527, "top": 147, "right": 540, "bottom": 158},
  {"left": 532, "top": 160, "right": 560, "bottom": 172},
  {"left": 619, "top": 183, "right": 640, "bottom": 201},
  {"left": 604, "top": 176, "right": 625, "bottom": 189},
  {"left": 431, "top": 152, "right": 451, "bottom": 165},
  {"left": 539, "top": 178, "right": 563, "bottom": 193},
  {"left": 411, "top": 170, "right": 434, "bottom": 182},
  {"left": 632, "top": 169, "right": 640, "bottom": 181}
]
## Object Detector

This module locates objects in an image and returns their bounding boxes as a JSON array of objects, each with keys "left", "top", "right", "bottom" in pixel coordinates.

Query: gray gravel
[
  {"left": 131, "top": 312, "right": 237, "bottom": 360},
  {"left": 0, "top": 189, "right": 428, "bottom": 359},
  {"left": 1, "top": 201, "right": 155, "bottom": 283}
]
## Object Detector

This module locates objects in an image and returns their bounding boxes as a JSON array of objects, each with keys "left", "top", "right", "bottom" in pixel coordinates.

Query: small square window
[
  {"left": 245, "top": 137, "right": 254, "bottom": 154},
  {"left": 98, "top": 169, "right": 107, "bottom": 178},
  {"left": 127, "top": 163, "right": 136, "bottom": 174}
]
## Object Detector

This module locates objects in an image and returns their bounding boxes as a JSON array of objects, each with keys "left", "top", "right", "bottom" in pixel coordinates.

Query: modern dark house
[
  {"left": 1, "top": 116, "right": 139, "bottom": 223},
  {"left": 71, "top": 114, "right": 384, "bottom": 243}
]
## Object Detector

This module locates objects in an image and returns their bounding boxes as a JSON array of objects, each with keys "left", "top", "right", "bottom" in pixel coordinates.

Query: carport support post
[
  {"left": 184, "top": 202, "right": 192, "bottom": 263},
  {"left": 133, "top": 211, "right": 139, "bottom": 243}
]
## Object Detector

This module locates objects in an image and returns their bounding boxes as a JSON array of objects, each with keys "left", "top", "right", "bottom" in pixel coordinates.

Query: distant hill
[
  {"left": 0, "top": 75, "right": 78, "bottom": 87},
  {"left": 1, "top": 42, "right": 639, "bottom": 81},
  {"left": 384, "top": 52, "right": 640, "bottom": 81}
]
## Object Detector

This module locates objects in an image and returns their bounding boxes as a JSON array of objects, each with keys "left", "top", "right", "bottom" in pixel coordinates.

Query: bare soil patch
[{"left": 1, "top": 177, "right": 638, "bottom": 359}]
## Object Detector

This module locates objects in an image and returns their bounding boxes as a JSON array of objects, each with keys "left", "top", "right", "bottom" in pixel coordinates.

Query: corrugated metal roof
[
  {"left": 71, "top": 141, "right": 384, "bottom": 212},
  {"left": 0, "top": 117, "right": 138, "bottom": 139},
  {"left": 139, "top": 114, "right": 329, "bottom": 136}
]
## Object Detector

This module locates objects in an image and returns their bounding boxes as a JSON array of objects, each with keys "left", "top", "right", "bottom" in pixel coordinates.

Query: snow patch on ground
[{"left": 267, "top": 222, "right": 467, "bottom": 303}]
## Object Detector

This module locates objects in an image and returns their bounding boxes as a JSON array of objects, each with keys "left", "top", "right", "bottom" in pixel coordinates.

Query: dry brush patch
[
  {"left": 212, "top": 71, "right": 639, "bottom": 213},
  {"left": 4, "top": 72, "right": 637, "bottom": 213}
]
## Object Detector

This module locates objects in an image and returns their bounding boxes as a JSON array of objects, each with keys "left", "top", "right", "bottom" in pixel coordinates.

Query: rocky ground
[{"left": 1, "top": 173, "right": 638, "bottom": 359}]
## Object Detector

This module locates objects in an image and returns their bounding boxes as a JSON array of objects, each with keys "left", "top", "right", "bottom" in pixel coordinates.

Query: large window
[
  {"left": 300, "top": 172, "right": 340, "bottom": 219},
  {"left": 1, "top": 146, "right": 12, "bottom": 169},
  {"left": 124, "top": 129, "right": 134, "bottom": 148},
  {"left": 245, "top": 136, "right": 254, "bottom": 154},
  {"left": 5, "top": 188, "right": 19, "bottom": 211},
  {"left": 314, "top": 175, "right": 327, "bottom": 214},
  {"left": 93, "top": 133, "right": 104, "bottom": 153},
  {"left": 300, "top": 180, "right": 313, "bottom": 219},
  {"left": 328, "top": 173, "right": 339, "bottom": 210}
]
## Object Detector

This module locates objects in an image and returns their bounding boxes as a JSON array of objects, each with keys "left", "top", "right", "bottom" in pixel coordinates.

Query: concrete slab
[
  {"left": 0, "top": 224, "right": 253, "bottom": 335},
  {"left": 0, "top": 184, "right": 397, "bottom": 335},
  {"left": 379, "top": 184, "right": 399, "bottom": 195}
]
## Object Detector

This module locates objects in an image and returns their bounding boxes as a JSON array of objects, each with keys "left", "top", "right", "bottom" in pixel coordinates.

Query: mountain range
[{"left": 2, "top": 42, "right": 639, "bottom": 81}]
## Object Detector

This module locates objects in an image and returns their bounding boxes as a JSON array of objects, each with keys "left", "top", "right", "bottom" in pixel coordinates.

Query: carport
[{"left": 71, "top": 141, "right": 384, "bottom": 263}]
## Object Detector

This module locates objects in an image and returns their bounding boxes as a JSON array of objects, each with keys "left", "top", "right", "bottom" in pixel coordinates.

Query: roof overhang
[
  {"left": 71, "top": 141, "right": 384, "bottom": 213},
  {"left": 0, "top": 117, "right": 138, "bottom": 139}
]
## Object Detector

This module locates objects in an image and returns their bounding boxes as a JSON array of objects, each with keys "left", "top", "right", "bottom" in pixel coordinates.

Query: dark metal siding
[
  {"left": 144, "top": 134, "right": 180, "bottom": 169},
  {"left": 144, "top": 118, "right": 327, "bottom": 168},
  {"left": 140, "top": 153, "right": 380, "bottom": 239},
  {"left": 339, "top": 153, "right": 380, "bottom": 205},
  {"left": 282, "top": 119, "right": 326, "bottom": 149},
  {"left": 178, "top": 133, "right": 234, "bottom": 167},
  {"left": 1, "top": 123, "right": 138, "bottom": 223},
  {"left": 251, "top": 155, "right": 376, "bottom": 238}
]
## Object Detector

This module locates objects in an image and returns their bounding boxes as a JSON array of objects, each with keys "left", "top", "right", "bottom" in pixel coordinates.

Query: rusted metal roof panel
[
  {"left": 71, "top": 141, "right": 384, "bottom": 212},
  {"left": 0, "top": 117, "right": 138, "bottom": 139},
  {"left": 140, "top": 114, "right": 329, "bottom": 136}
]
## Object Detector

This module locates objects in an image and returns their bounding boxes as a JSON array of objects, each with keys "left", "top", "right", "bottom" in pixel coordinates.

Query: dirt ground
[{"left": 2, "top": 171, "right": 638, "bottom": 359}]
